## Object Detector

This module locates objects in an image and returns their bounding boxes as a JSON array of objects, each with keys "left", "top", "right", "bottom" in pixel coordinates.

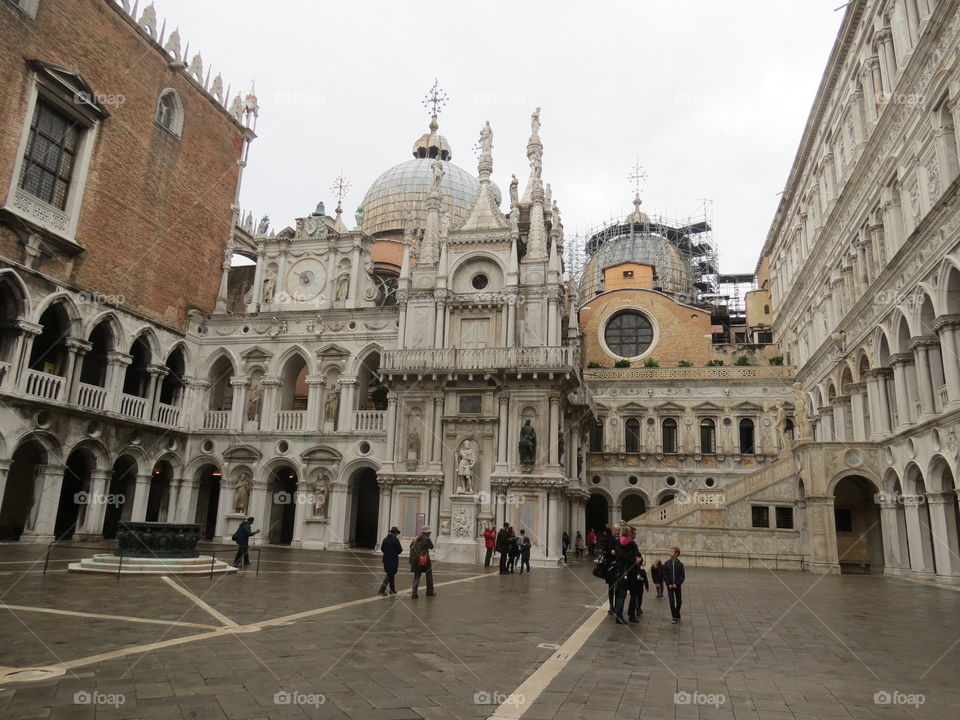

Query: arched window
[
  {"left": 155, "top": 89, "right": 183, "bottom": 137},
  {"left": 739, "top": 418, "right": 755, "bottom": 454},
  {"left": 625, "top": 418, "right": 641, "bottom": 453},
  {"left": 662, "top": 418, "right": 678, "bottom": 454},
  {"left": 603, "top": 309, "right": 654, "bottom": 359},
  {"left": 700, "top": 418, "right": 716, "bottom": 454},
  {"left": 590, "top": 419, "right": 604, "bottom": 452}
]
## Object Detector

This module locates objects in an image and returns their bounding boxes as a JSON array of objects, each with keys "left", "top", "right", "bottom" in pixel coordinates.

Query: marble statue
[
  {"left": 509, "top": 174, "right": 519, "bottom": 205},
  {"left": 792, "top": 383, "right": 812, "bottom": 440},
  {"left": 519, "top": 420, "right": 536, "bottom": 465},
  {"left": 531, "top": 106, "right": 541, "bottom": 136},
  {"left": 431, "top": 158, "right": 444, "bottom": 192},
  {"left": 257, "top": 214, "right": 270, "bottom": 235},
  {"left": 312, "top": 479, "right": 327, "bottom": 518},
  {"left": 456, "top": 441, "right": 476, "bottom": 493},
  {"left": 407, "top": 425, "right": 421, "bottom": 461},
  {"left": 480, "top": 121, "right": 492, "bottom": 157},
  {"left": 324, "top": 387, "right": 340, "bottom": 425},
  {"left": 262, "top": 271, "right": 276, "bottom": 304},
  {"left": 234, "top": 473, "right": 251, "bottom": 514},
  {"left": 246, "top": 383, "right": 261, "bottom": 421},
  {"left": 335, "top": 270, "right": 349, "bottom": 301}
]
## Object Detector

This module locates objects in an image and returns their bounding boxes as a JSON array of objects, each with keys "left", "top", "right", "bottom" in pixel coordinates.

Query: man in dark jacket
[
  {"left": 664, "top": 546, "right": 686, "bottom": 623},
  {"left": 231, "top": 517, "right": 259, "bottom": 569},
  {"left": 611, "top": 527, "right": 642, "bottom": 624},
  {"left": 495, "top": 522, "right": 511, "bottom": 574},
  {"left": 409, "top": 527, "right": 436, "bottom": 598},
  {"left": 378, "top": 526, "right": 403, "bottom": 595},
  {"left": 602, "top": 524, "right": 620, "bottom": 613}
]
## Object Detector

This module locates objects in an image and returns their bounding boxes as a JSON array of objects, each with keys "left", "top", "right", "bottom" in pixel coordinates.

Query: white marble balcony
[
  {"left": 382, "top": 346, "right": 576, "bottom": 373},
  {"left": 23, "top": 368, "right": 64, "bottom": 401}
]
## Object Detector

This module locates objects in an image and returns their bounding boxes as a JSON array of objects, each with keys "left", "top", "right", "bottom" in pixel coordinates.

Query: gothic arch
[
  {"left": 349, "top": 343, "right": 384, "bottom": 376},
  {"left": 163, "top": 340, "right": 192, "bottom": 370},
  {"left": 82, "top": 311, "right": 124, "bottom": 349},
  {"left": 127, "top": 326, "right": 161, "bottom": 359},
  {"left": 0, "top": 268, "right": 31, "bottom": 318},
  {"left": 893, "top": 311, "right": 912, "bottom": 354},
  {"left": 201, "top": 347, "right": 240, "bottom": 377},
  {"left": 63, "top": 438, "right": 111, "bottom": 470},
  {"left": 10, "top": 430, "right": 62, "bottom": 465},
  {"left": 927, "top": 453, "right": 958, "bottom": 492},
  {"left": 112, "top": 445, "right": 149, "bottom": 472},
  {"left": 937, "top": 257, "right": 960, "bottom": 315},
  {"left": 184, "top": 455, "right": 223, "bottom": 479},
  {"left": 151, "top": 451, "right": 184, "bottom": 476},
  {"left": 826, "top": 466, "right": 884, "bottom": 497},
  {"left": 32, "top": 292, "right": 81, "bottom": 333},
  {"left": 337, "top": 457, "right": 382, "bottom": 486},
  {"left": 271, "top": 344, "right": 313, "bottom": 376}
]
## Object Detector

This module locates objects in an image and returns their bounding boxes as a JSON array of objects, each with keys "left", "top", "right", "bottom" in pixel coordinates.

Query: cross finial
[
  {"left": 628, "top": 158, "right": 647, "bottom": 197},
  {"left": 422, "top": 79, "right": 448, "bottom": 120},
  {"left": 330, "top": 171, "right": 351, "bottom": 210}
]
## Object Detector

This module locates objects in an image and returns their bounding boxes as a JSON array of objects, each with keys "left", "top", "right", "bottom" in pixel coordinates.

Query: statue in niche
[
  {"left": 324, "top": 387, "right": 340, "bottom": 425},
  {"left": 234, "top": 473, "right": 251, "bottom": 514},
  {"left": 335, "top": 270, "right": 349, "bottom": 301},
  {"left": 246, "top": 383, "right": 261, "bottom": 421},
  {"left": 257, "top": 214, "right": 270, "bottom": 235},
  {"left": 407, "top": 425, "right": 421, "bottom": 462},
  {"left": 519, "top": 420, "right": 537, "bottom": 465},
  {"left": 262, "top": 270, "right": 276, "bottom": 304},
  {"left": 509, "top": 174, "right": 519, "bottom": 205},
  {"left": 312, "top": 478, "right": 328, "bottom": 518},
  {"left": 456, "top": 440, "right": 477, "bottom": 493},
  {"left": 576, "top": 448, "right": 583, "bottom": 478},
  {"left": 645, "top": 420, "right": 657, "bottom": 453}
]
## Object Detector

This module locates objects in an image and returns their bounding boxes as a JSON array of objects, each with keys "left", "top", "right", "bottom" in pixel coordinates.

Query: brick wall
[{"left": 0, "top": 0, "right": 244, "bottom": 330}]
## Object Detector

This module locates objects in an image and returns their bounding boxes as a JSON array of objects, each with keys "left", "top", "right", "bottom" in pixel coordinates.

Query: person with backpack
[
  {"left": 664, "top": 546, "right": 686, "bottom": 623},
  {"left": 378, "top": 526, "right": 402, "bottom": 595},
  {"left": 507, "top": 526, "right": 520, "bottom": 573},
  {"left": 518, "top": 529, "right": 532, "bottom": 574},
  {"left": 231, "top": 517, "right": 259, "bottom": 569},
  {"left": 496, "top": 522, "right": 511, "bottom": 574},
  {"left": 409, "top": 527, "right": 436, "bottom": 599}
]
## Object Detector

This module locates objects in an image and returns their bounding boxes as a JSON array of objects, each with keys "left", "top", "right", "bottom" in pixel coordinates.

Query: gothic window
[
  {"left": 662, "top": 418, "right": 678, "bottom": 454},
  {"left": 373, "top": 272, "right": 398, "bottom": 307},
  {"left": 699, "top": 418, "right": 716, "bottom": 454},
  {"left": 603, "top": 309, "right": 654, "bottom": 359},
  {"left": 625, "top": 418, "right": 641, "bottom": 453},
  {"left": 739, "top": 418, "right": 755, "bottom": 454},
  {"left": 19, "top": 99, "right": 79, "bottom": 210},
  {"left": 155, "top": 88, "right": 183, "bottom": 137}
]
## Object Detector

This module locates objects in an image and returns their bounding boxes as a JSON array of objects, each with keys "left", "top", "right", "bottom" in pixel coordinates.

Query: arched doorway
[
  {"left": 833, "top": 476, "right": 884, "bottom": 574},
  {"left": 146, "top": 461, "right": 173, "bottom": 522},
  {"left": 55, "top": 450, "right": 91, "bottom": 540},
  {"left": 194, "top": 465, "right": 222, "bottom": 540},
  {"left": 621, "top": 493, "right": 646, "bottom": 522},
  {"left": 0, "top": 440, "right": 47, "bottom": 541},
  {"left": 267, "top": 466, "right": 298, "bottom": 545},
  {"left": 585, "top": 493, "right": 608, "bottom": 534},
  {"left": 351, "top": 468, "right": 379, "bottom": 548},
  {"left": 103, "top": 455, "right": 137, "bottom": 539}
]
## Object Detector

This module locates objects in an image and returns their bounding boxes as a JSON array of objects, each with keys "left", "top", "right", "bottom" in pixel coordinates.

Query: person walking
[
  {"left": 664, "top": 546, "right": 685, "bottom": 623},
  {"left": 231, "top": 516, "right": 258, "bottom": 569},
  {"left": 575, "top": 531, "right": 585, "bottom": 558},
  {"left": 632, "top": 557, "right": 650, "bottom": 618},
  {"left": 586, "top": 528, "right": 597, "bottom": 558},
  {"left": 483, "top": 524, "right": 497, "bottom": 568},
  {"left": 518, "top": 529, "right": 532, "bottom": 574},
  {"left": 561, "top": 531, "right": 570, "bottom": 563},
  {"left": 603, "top": 524, "right": 620, "bottom": 614},
  {"left": 650, "top": 560, "right": 664, "bottom": 598},
  {"left": 507, "top": 526, "right": 520, "bottom": 573},
  {"left": 409, "top": 527, "right": 436, "bottom": 599},
  {"left": 378, "top": 526, "right": 402, "bottom": 595},
  {"left": 496, "top": 522, "right": 511, "bottom": 574},
  {"left": 612, "top": 527, "right": 642, "bottom": 624}
]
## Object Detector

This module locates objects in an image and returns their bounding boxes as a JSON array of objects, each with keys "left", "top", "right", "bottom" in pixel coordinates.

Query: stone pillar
[
  {"left": 259, "top": 376, "right": 282, "bottom": 431},
  {"left": 804, "top": 496, "right": 840, "bottom": 574},
  {"left": 433, "top": 300, "right": 446, "bottom": 348},
  {"left": 831, "top": 396, "right": 850, "bottom": 442},
  {"left": 547, "top": 297, "right": 558, "bottom": 346},
  {"left": 129, "top": 474, "right": 153, "bottom": 522},
  {"left": 80, "top": 469, "right": 112, "bottom": 537},
  {"left": 848, "top": 385, "right": 866, "bottom": 442},
  {"left": 817, "top": 406, "right": 834, "bottom": 442},
  {"left": 865, "top": 372, "right": 885, "bottom": 438},
  {"left": 347, "top": 241, "right": 361, "bottom": 308},
  {"left": 64, "top": 338, "right": 91, "bottom": 403},
  {"left": 431, "top": 396, "right": 443, "bottom": 467},
  {"left": 890, "top": 354, "right": 913, "bottom": 427},
  {"left": 935, "top": 318, "right": 960, "bottom": 407},
  {"left": 910, "top": 338, "right": 936, "bottom": 418},
  {"left": 376, "top": 481, "right": 392, "bottom": 546},
  {"left": 338, "top": 376, "right": 358, "bottom": 433},
  {"left": 496, "top": 396, "right": 509, "bottom": 468},
  {"left": 926, "top": 492, "right": 960, "bottom": 581},
  {"left": 877, "top": 369, "right": 894, "bottom": 434},
  {"left": 177, "top": 477, "right": 199, "bottom": 523},
  {"left": 506, "top": 300, "right": 517, "bottom": 347},
  {"left": 904, "top": 495, "right": 936, "bottom": 579},
  {"left": 144, "top": 364, "right": 165, "bottom": 420},
  {"left": 248, "top": 247, "right": 266, "bottom": 311},
  {"left": 291, "top": 483, "right": 309, "bottom": 547},
  {"left": 247, "top": 480, "right": 270, "bottom": 544},
  {"left": 548, "top": 396, "right": 560, "bottom": 467},
  {"left": 384, "top": 392, "right": 398, "bottom": 465},
  {"left": 547, "top": 489, "right": 560, "bottom": 563},
  {"left": 305, "top": 375, "right": 325, "bottom": 431},
  {"left": 862, "top": 59, "right": 879, "bottom": 124},
  {"left": 21, "top": 464, "right": 66, "bottom": 542},
  {"left": 429, "top": 484, "right": 441, "bottom": 537},
  {"left": 229, "top": 376, "right": 249, "bottom": 430},
  {"left": 878, "top": 499, "right": 905, "bottom": 576},
  {"left": 6, "top": 321, "right": 39, "bottom": 389}
]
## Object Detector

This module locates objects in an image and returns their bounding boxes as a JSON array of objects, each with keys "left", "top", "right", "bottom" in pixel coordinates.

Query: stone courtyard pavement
[{"left": 0, "top": 544, "right": 957, "bottom": 719}]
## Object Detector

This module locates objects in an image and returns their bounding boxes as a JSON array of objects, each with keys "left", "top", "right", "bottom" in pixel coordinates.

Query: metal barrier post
[{"left": 116, "top": 550, "right": 124, "bottom": 581}]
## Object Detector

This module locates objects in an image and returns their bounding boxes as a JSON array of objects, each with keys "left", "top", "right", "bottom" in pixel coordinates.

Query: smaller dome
[
  {"left": 624, "top": 194, "right": 649, "bottom": 225},
  {"left": 412, "top": 115, "right": 452, "bottom": 160}
]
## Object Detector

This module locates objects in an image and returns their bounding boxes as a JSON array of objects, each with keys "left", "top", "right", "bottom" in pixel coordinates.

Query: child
[
  {"left": 575, "top": 531, "right": 585, "bottom": 558},
  {"left": 651, "top": 560, "right": 664, "bottom": 598}
]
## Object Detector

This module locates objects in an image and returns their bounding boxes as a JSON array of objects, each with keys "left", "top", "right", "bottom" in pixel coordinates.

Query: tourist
[
  {"left": 561, "top": 531, "right": 570, "bottom": 563},
  {"left": 612, "top": 526, "right": 642, "bottom": 624},
  {"left": 575, "top": 531, "right": 585, "bottom": 558},
  {"left": 586, "top": 528, "right": 597, "bottom": 557},
  {"left": 507, "top": 526, "right": 520, "bottom": 573},
  {"left": 231, "top": 517, "right": 259, "bottom": 569},
  {"left": 496, "top": 522, "right": 511, "bottom": 574},
  {"left": 483, "top": 523, "right": 497, "bottom": 568},
  {"left": 603, "top": 524, "right": 620, "bottom": 614},
  {"left": 650, "top": 560, "right": 664, "bottom": 598},
  {"left": 409, "top": 526, "right": 436, "bottom": 598},
  {"left": 378, "top": 526, "right": 402, "bottom": 596},
  {"left": 664, "top": 546, "right": 685, "bottom": 623},
  {"left": 519, "top": 529, "right": 532, "bottom": 574},
  {"left": 633, "top": 556, "right": 650, "bottom": 618}
]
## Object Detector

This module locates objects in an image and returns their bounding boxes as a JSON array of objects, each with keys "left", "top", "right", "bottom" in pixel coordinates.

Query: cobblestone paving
[{"left": 0, "top": 543, "right": 957, "bottom": 719}]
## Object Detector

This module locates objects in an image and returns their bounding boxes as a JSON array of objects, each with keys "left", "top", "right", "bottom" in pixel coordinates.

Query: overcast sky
[{"left": 154, "top": 1, "right": 844, "bottom": 274}]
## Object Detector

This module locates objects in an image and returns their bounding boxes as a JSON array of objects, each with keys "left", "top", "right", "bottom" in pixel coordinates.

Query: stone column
[
  {"left": 291, "top": 483, "right": 309, "bottom": 547},
  {"left": 338, "top": 376, "right": 358, "bottom": 433},
  {"left": 259, "top": 376, "right": 282, "bottom": 431},
  {"left": 904, "top": 495, "right": 936, "bottom": 579},
  {"left": 433, "top": 300, "right": 446, "bottom": 348},
  {"left": 229, "top": 376, "right": 250, "bottom": 430},
  {"left": 877, "top": 369, "right": 894, "bottom": 434},
  {"left": 247, "top": 479, "right": 270, "bottom": 544},
  {"left": 848, "top": 384, "right": 866, "bottom": 442},
  {"left": 831, "top": 396, "right": 850, "bottom": 442},
  {"left": 547, "top": 297, "right": 558, "bottom": 346},
  {"left": 506, "top": 299, "right": 517, "bottom": 348},
  {"left": 377, "top": 480, "right": 392, "bottom": 545},
  {"left": 129, "top": 474, "right": 152, "bottom": 522},
  {"left": 144, "top": 364, "right": 166, "bottom": 420},
  {"left": 925, "top": 492, "right": 960, "bottom": 581},
  {"left": 547, "top": 489, "right": 560, "bottom": 562},
  {"left": 934, "top": 318, "right": 960, "bottom": 407},
  {"left": 305, "top": 375, "right": 325, "bottom": 431},
  {"left": 909, "top": 338, "right": 937, "bottom": 418},
  {"left": 878, "top": 498, "right": 905, "bottom": 576},
  {"left": 64, "top": 338, "right": 91, "bottom": 403},
  {"left": 804, "top": 496, "right": 840, "bottom": 574},
  {"left": 21, "top": 464, "right": 66, "bottom": 542},
  {"left": 248, "top": 247, "right": 266, "bottom": 310},
  {"left": 384, "top": 392, "right": 398, "bottom": 466},
  {"left": 80, "top": 469, "right": 112, "bottom": 537},
  {"left": 431, "top": 396, "right": 443, "bottom": 467},
  {"left": 429, "top": 484, "right": 441, "bottom": 537},
  {"left": 817, "top": 406, "right": 834, "bottom": 442},
  {"left": 865, "top": 371, "right": 885, "bottom": 438},
  {"left": 347, "top": 240, "right": 361, "bottom": 308},
  {"left": 6, "top": 320, "right": 39, "bottom": 389},
  {"left": 861, "top": 59, "right": 879, "bottom": 124},
  {"left": 548, "top": 396, "right": 560, "bottom": 466},
  {"left": 890, "top": 354, "right": 914, "bottom": 427},
  {"left": 496, "top": 396, "right": 509, "bottom": 469},
  {"left": 177, "top": 477, "right": 199, "bottom": 523}
]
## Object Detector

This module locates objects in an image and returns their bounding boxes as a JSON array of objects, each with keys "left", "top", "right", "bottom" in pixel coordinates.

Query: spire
[
  {"left": 330, "top": 171, "right": 351, "bottom": 233},
  {"left": 419, "top": 160, "right": 444, "bottom": 265},
  {"left": 437, "top": 239, "right": 449, "bottom": 287},
  {"left": 521, "top": 106, "right": 543, "bottom": 203},
  {"left": 625, "top": 160, "right": 650, "bottom": 225},
  {"left": 458, "top": 121, "right": 508, "bottom": 232}
]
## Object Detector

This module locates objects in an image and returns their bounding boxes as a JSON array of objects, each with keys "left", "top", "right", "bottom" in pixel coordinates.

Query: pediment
[
  {"left": 240, "top": 345, "right": 273, "bottom": 363},
  {"left": 29, "top": 59, "right": 109, "bottom": 119},
  {"left": 731, "top": 401, "right": 764, "bottom": 413},
  {"left": 654, "top": 402, "right": 684, "bottom": 413},
  {"left": 300, "top": 446, "right": 343, "bottom": 465},
  {"left": 692, "top": 401, "right": 724, "bottom": 412},
  {"left": 316, "top": 343, "right": 350, "bottom": 359},
  {"left": 223, "top": 445, "right": 262, "bottom": 463},
  {"left": 618, "top": 402, "right": 647, "bottom": 414}
]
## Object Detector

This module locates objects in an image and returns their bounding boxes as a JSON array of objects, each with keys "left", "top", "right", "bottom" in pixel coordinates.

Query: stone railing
[
  {"left": 203, "top": 410, "right": 230, "bottom": 430},
  {"left": 277, "top": 410, "right": 305, "bottom": 431},
  {"left": 383, "top": 346, "right": 577, "bottom": 372},
  {"left": 78, "top": 382, "right": 108, "bottom": 411},
  {"left": 354, "top": 410, "right": 385, "bottom": 432},
  {"left": 155, "top": 402, "right": 181, "bottom": 428},
  {"left": 585, "top": 366, "right": 795, "bottom": 382},
  {"left": 119, "top": 393, "right": 147, "bottom": 420},
  {"left": 23, "top": 368, "right": 64, "bottom": 401}
]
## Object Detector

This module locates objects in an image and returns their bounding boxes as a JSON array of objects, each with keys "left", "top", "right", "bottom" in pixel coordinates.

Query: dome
[
  {"left": 579, "top": 232, "right": 695, "bottom": 303},
  {"left": 360, "top": 158, "right": 501, "bottom": 237}
]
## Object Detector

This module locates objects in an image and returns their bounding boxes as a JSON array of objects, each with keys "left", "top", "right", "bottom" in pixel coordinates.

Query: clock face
[{"left": 286, "top": 258, "right": 326, "bottom": 300}]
